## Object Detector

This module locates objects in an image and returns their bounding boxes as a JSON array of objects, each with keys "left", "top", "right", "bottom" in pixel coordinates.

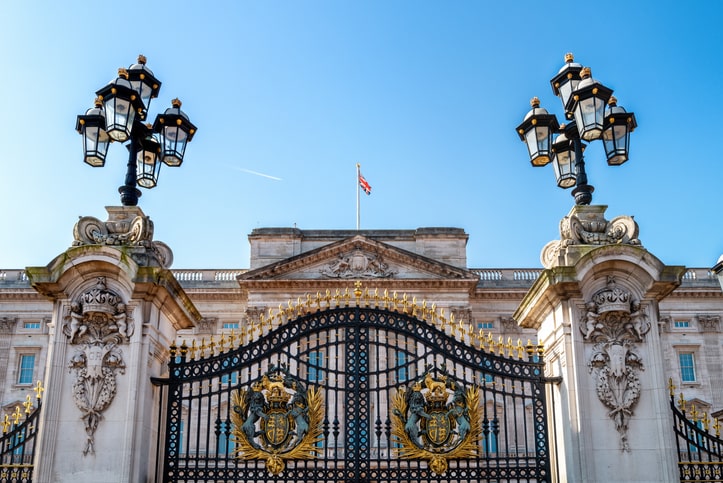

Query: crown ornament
[
  {"left": 591, "top": 276, "right": 632, "bottom": 314},
  {"left": 80, "top": 277, "right": 122, "bottom": 315}
]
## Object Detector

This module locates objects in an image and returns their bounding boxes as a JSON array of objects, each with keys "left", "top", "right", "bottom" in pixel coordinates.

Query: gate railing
[
  {"left": 153, "top": 287, "right": 553, "bottom": 482},
  {"left": 670, "top": 380, "right": 723, "bottom": 482},
  {"left": 0, "top": 382, "right": 44, "bottom": 483}
]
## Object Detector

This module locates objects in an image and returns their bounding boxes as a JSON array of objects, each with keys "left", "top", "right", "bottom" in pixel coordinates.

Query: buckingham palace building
[{"left": 0, "top": 204, "right": 722, "bottom": 483}]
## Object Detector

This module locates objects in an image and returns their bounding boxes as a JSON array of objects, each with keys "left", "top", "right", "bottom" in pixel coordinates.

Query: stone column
[
  {"left": 27, "top": 207, "right": 200, "bottom": 483},
  {"left": 515, "top": 205, "right": 685, "bottom": 483}
]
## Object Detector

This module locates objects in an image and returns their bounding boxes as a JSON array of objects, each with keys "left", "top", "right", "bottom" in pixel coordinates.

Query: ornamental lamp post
[
  {"left": 516, "top": 53, "right": 637, "bottom": 205},
  {"left": 76, "top": 55, "right": 197, "bottom": 206}
]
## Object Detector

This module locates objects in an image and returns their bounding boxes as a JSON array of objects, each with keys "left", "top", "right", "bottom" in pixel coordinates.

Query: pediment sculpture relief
[
  {"left": 63, "top": 277, "right": 131, "bottom": 455},
  {"left": 320, "top": 249, "right": 396, "bottom": 279}
]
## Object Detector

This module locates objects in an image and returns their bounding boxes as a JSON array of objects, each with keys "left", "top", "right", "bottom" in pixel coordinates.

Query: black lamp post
[
  {"left": 76, "top": 55, "right": 197, "bottom": 206},
  {"left": 516, "top": 53, "right": 637, "bottom": 205}
]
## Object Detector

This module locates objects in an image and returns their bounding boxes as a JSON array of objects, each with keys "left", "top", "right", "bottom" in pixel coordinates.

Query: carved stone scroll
[
  {"left": 72, "top": 206, "right": 173, "bottom": 268},
  {"left": 64, "top": 277, "right": 131, "bottom": 455},
  {"left": 580, "top": 276, "right": 649, "bottom": 452},
  {"left": 541, "top": 206, "right": 641, "bottom": 269}
]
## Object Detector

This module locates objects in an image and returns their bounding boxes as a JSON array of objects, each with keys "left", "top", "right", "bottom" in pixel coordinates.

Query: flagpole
[{"left": 356, "top": 163, "right": 361, "bottom": 230}]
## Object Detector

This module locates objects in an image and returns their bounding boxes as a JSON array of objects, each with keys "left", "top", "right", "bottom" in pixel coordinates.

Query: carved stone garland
[
  {"left": 320, "top": 248, "right": 396, "bottom": 278},
  {"left": 580, "top": 277, "right": 650, "bottom": 452},
  {"left": 63, "top": 277, "right": 132, "bottom": 455}
]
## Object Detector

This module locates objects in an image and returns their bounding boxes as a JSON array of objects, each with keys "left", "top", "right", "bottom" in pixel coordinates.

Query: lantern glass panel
[
  {"left": 603, "top": 124, "right": 631, "bottom": 165},
  {"left": 82, "top": 126, "right": 110, "bottom": 167},
  {"left": 558, "top": 79, "right": 580, "bottom": 112},
  {"left": 160, "top": 125, "right": 188, "bottom": 167},
  {"left": 104, "top": 97, "right": 135, "bottom": 142},
  {"left": 136, "top": 148, "right": 160, "bottom": 188},
  {"left": 130, "top": 79, "right": 154, "bottom": 112},
  {"left": 552, "top": 149, "right": 576, "bottom": 188},
  {"left": 574, "top": 97, "right": 605, "bottom": 141},
  {"left": 525, "top": 125, "right": 552, "bottom": 166}
]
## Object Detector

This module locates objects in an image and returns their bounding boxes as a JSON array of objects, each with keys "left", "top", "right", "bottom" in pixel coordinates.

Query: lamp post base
[
  {"left": 118, "top": 186, "right": 142, "bottom": 206},
  {"left": 572, "top": 184, "right": 594, "bottom": 205}
]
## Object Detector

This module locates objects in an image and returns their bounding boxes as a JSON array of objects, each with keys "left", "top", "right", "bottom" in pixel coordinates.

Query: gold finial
[
  {"left": 137, "top": 54, "right": 147, "bottom": 65},
  {"left": 564, "top": 52, "right": 574, "bottom": 63},
  {"left": 703, "top": 413, "right": 710, "bottom": 431},
  {"left": 530, "top": 96, "right": 540, "bottom": 108},
  {"left": 354, "top": 281, "right": 362, "bottom": 298},
  {"left": 12, "top": 406, "right": 21, "bottom": 425},
  {"left": 118, "top": 67, "right": 129, "bottom": 79},
  {"left": 536, "top": 344, "right": 545, "bottom": 357},
  {"left": 34, "top": 381, "right": 45, "bottom": 400},
  {"left": 2, "top": 414, "right": 10, "bottom": 433},
  {"left": 608, "top": 95, "right": 618, "bottom": 106},
  {"left": 678, "top": 392, "right": 686, "bottom": 413},
  {"left": 516, "top": 339, "right": 525, "bottom": 359},
  {"left": 580, "top": 67, "right": 591, "bottom": 78},
  {"left": 94, "top": 96, "right": 103, "bottom": 108},
  {"left": 23, "top": 395, "right": 33, "bottom": 415},
  {"left": 691, "top": 404, "right": 698, "bottom": 421},
  {"left": 191, "top": 340, "right": 198, "bottom": 360},
  {"left": 668, "top": 378, "right": 675, "bottom": 397},
  {"left": 714, "top": 418, "right": 721, "bottom": 438}
]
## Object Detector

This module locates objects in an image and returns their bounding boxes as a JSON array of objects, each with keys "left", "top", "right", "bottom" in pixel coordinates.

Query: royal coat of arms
[
  {"left": 230, "top": 365, "right": 324, "bottom": 475},
  {"left": 391, "top": 368, "right": 481, "bottom": 475}
]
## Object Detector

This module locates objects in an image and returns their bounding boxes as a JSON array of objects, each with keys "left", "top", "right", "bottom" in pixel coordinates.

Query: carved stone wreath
[
  {"left": 64, "top": 277, "right": 131, "bottom": 455},
  {"left": 580, "top": 277, "right": 649, "bottom": 452}
]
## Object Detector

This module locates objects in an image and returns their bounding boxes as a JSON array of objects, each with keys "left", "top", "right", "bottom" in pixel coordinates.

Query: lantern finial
[
  {"left": 117, "top": 67, "right": 129, "bottom": 79},
  {"left": 137, "top": 54, "right": 147, "bottom": 65},
  {"left": 564, "top": 52, "right": 574, "bottom": 63},
  {"left": 580, "top": 67, "right": 591, "bottom": 79},
  {"left": 608, "top": 96, "right": 618, "bottom": 106},
  {"left": 530, "top": 97, "right": 540, "bottom": 108},
  {"left": 172, "top": 98, "right": 182, "bottom": 108}
]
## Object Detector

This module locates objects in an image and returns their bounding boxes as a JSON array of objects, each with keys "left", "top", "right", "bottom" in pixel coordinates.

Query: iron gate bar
[{"left": 155, "top": 305, "right": 553, "bottom": 483}]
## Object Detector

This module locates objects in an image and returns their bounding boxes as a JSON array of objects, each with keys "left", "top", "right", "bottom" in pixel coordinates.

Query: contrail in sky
[{"left": 234, "top": 167, "right": 283, "bottom": 181}]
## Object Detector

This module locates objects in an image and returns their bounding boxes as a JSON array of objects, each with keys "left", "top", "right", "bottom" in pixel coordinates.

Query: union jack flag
[{"left": 358, "top": 173, "right": 371, "bottom": 195}]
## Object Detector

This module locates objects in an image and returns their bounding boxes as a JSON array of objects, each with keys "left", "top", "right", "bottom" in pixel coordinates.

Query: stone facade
[{"left": 0, "top": 206, "right": 721, "bottom": 482}]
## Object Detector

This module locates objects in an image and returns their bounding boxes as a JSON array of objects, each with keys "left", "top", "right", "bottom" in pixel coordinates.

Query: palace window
[
  {"left": 396, "top": 351, "right": 407, "bottom": 382},
  {"left": 477, "top": 321, "right": 494, "bottom": 330},
  {"left": 17, "top": 354, "right": 35, "bottom": 385},
  {"left": 222, "top": 322, "right": 239, "bottom": 330},
  {"left": 308, "top": 351, "right": 324, "bottom": 382},
  {"left": 674, "top": 320, "right": 691, "bottom": 329},
  {"left": 23, "top": 321, "right": 41, "bottom": 330},
  {"left": 679, "top": 352, "right": 696, "bottom": 383}
]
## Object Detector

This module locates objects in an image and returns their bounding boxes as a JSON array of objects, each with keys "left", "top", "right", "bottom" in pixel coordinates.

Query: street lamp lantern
[
  {"left": 78, "top": 56, "right": 197, "bottom": 206},
  {"left": 551, "top": 124, "right": 580, "bottom": 188},
  {"left": 76, "top": 97, "right": 110, "bottom": 167},
  {"left": 516, "top": 53, "right": 635, "bottom": 206},
  {"left": 152, "top": 98, "right": 197, "bottom": 167},
  {"left": 550, "top": 52, "right": 583, "bottom": 116},
  {"left": 516, "top": 97, "right": 559, "bottom": 167},
  {"left": 565, "top": 67, "right": 613, "bottom": 141},
  {"left": 602, "top": 96, "right": 637, "bottom": 166},
  {"left": 134, "top": 127, "right": 162, "bottom": 189},
  {"left": 127, "top": 55, "right": 162, "bottom": 119},
  {"left": 95, "top": 68, "right": 144, "bottom": 143}
]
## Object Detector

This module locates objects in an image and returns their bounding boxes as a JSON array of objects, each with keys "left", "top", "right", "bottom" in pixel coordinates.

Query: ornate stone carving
[
  {"left": 64, "top": 277, "right": 130, "bottom": 455},
  {"left": 541, "top": 206, "right": 641, "bottom": 269},
  {"left": 320, "top": 249, "right": 396, "bottom": 279},
  {"left": 72, "top": 206, "right": 173, "bottom": 268},
  {"left": 580, "top": 277, "right": 649, "bottom": 452},
  {"left": 500, "top": 316, "right": 520, "bottom": 334},
  {"left": 195, "top": 317, "right": 216, "bottom": 335},
  {"left": 697, "top": 315, "right": 721, "bottom": 332},
  {"left": 0, "top": 317, "right": 18, "bottom": 335}
]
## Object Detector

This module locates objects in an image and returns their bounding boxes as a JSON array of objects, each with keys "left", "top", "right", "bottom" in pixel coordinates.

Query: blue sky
[{"left": 1, "top": 1, "right": 721, "bottom": 270}]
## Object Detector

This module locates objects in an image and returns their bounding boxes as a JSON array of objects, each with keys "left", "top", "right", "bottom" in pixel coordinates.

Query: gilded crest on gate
[
  {"left": 391, "top": 367, "right": 481, "bottom": 475},
  {"left": 230, "top": 365, "right": 324, "bottom": 475}
]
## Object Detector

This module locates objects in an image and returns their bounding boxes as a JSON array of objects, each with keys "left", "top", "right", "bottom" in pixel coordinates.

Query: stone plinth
[
  {"left": 515, "top": 205, "right": 686, "bottom": 483},
  {"left": 26, "top": 207, "right": 200, "bottom": 483}
]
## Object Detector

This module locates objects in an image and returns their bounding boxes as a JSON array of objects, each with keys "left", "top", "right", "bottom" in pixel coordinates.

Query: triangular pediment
[{"left": 238, "top": 235, "right": 478, "bottom": 286}]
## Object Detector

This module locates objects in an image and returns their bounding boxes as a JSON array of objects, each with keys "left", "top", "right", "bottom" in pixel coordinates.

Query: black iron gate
[{"left": 154, "top": 295, "right": 552, "bottom": 482}]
